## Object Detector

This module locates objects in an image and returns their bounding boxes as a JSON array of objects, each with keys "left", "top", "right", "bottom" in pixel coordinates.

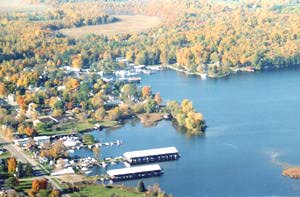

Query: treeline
[
  {"left": 1, "top": 0, "right": 300, "bottom": 83},
  {"left": 1, "top": 3, "right": 118, "bottom": 29}
]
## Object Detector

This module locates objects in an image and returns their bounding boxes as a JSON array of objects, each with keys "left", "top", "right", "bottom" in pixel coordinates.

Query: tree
[
  {"left": 24, "top": 163, "right": 34, "bottom": 177},
  {"left": 107, "top": 107, "right": 121, "bottom": 121},
  {"left": 144, "top": 99, "right": 157, "bottom": 113},
  {"left": 71, "top": 54, "right": 83, "bottom": 68},
  {"left": 49, "top": 189, "right": 61, "bottom": 197},
  {"left": 8, "top": 157, "right": 17, "bottom": 173},
  {"left": 137, "top": 180, "right": 146, "bottom": 192},
  {"left": 50, "top": 140, "right": 66, "bottom": 159},
  {"left": 65, "top": 78, "right": 80, "bottom": 91},
  {"left": 83, "top": 134, "right": 95, "bottom": 144},
  {"left": 0, "top": 82, "right": 6, "bottom": 97},
  {"left": 142, "top": 86, "right": 151, "bottom": 99},
  {"left": 154, "top": 92, "right": 162, "bottom": 105},
  {"left": 17, "top": 162, "right": 24, "bottom": 178},
  {"left": 181, "top": 99, "right": 193, "bottom": 113},
  {"left": 39, "top": 178, "right": 48, "bottom": 190},
  {"left": 32, "top": 179, "right": 40, "bottom": 193},
  {"left": 25, "top": 127, "right": 37, "bottom": 137},
  {"left": 94, "top": 107, "right": 106, "bottom": 121}
]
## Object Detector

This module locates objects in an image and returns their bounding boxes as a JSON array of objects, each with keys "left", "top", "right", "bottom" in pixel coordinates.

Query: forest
[{"left": 1, "top": 0, "right": 300, "bottom": 79}]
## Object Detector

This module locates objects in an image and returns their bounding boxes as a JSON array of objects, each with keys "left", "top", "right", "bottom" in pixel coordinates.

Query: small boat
[
  {"left": 81, "top": 167, "right": 89, "bottom": 171},
  {"left": 85, "top": 170, "right": 93, "bottom": 175}
]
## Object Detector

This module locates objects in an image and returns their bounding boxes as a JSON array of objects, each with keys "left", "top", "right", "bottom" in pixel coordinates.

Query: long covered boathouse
[
  {"left": 107, "top": 164, "right": 162, "bottom": 181},
  {"left": 123, "top": 147, "right": 180, "bottom": 166}
]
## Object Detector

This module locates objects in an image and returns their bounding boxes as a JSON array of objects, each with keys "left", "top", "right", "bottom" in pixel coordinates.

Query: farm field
[{"left": 60, "top": 15, "right": 162, "bottom": 37}]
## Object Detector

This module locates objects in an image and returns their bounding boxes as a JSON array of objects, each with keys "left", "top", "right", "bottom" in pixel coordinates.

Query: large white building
[{"left": 13, "top": 136, "right": 50, "bottom": 147}]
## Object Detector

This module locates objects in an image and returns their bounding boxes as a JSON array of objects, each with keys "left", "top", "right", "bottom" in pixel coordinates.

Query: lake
[{"left": 73, "top": 68, "right": 300, "bottom": 196}]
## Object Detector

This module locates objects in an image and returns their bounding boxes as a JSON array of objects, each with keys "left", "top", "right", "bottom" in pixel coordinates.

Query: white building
[
  {"left": 14, "top": 136, "right": 50, "bottom": 146},
  {"left": 33, "top": 136, "right": 50, "bottom": 145},
  {"left": 13, "top": 138, "right": 29, "bottom": 147}
]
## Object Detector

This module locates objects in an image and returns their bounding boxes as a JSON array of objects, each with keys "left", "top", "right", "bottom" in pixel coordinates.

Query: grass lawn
[
  {"left": 38, "top": 122, "right": 95, "bottom": 136},
  {"left": 38, "top": 119, "right": 120, "bottom": 136},
  {"left": 70, "top": 185, "right": 143, "bottom": 197},
  {"left": 15, "top": 180, "right": 32, "bottom": 192},
  {"left": 0, "top": 151, "right": 11, "bottom": 159}
]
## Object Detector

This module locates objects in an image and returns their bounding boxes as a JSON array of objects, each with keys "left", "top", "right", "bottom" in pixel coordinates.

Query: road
[{"left": 0, "top": 136, "right": 70, "bottom": 197}]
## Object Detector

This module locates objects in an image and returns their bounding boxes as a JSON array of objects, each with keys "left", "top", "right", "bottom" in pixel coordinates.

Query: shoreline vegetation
[{"left": 282, "top": 167, "right": 300, "bottom": 179}]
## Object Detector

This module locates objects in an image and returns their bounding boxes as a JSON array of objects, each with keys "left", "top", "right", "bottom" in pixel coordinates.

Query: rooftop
[
  {"left": 107, "top": 164, "right": 161, "bottom": 177},
  {"left": 123, "top": 147, "right": 178, "bottom": 159}
]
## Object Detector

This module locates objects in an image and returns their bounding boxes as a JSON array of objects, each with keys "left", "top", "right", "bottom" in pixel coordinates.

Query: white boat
[
  {"left": 85, "top": 170, "right": 93, "bottom": 175},
  {"left": 81, "top": 167, "right": 89, "bottom": 171},
  {"left": 200, "top": 73, "right": 207, "bottom": 79}
]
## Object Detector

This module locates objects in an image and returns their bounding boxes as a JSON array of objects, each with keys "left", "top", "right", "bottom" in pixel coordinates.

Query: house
[
  {"left": 33, "top": 117, "right": 57, "bottom": 126},
  {"left": 7, "top": 94, "right": 17, "bottom": 106},
  {"left": 52, "top": 115, "right": 73, "bottom": 124},
  {"left": 14, "top": 136, "right": 50, "bottom": 146}
]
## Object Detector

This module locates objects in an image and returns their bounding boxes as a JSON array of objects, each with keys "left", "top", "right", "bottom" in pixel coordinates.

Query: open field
[
  {"left": 0, "top": 0, "right": 50, "bottom": 13},
  {"left": 60, "top": 15, "right": 162, "bottom": 38}
]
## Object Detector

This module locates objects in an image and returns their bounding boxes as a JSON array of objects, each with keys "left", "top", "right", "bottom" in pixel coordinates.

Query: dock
[
  {"left": 107, "top": 164, "right": 162, "bottom": 181},
  {"left": 123, "top": 147, "right": 180, "bottom": 166}
]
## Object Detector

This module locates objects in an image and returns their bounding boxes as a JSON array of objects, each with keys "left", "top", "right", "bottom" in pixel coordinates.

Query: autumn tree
[
  {"left": 32, "top": 179, "right": 40, "bottom": 193},
  {"left": 25, "top": 127, "right": 37, "bottom": 137},
  {"left": 8, "top": 157, "right": 17, "bottom": 173},
  {"left": 0, "top": 82, "right": 6, "bottom": 97},
  {"left": 94, "top": 107, "right": 106, "bottom": 121},
  {"left": 154, "top": 92, "right": 162, "bottom": 105},
  {"left": 142, "top": 86, "right": 151, "bottom": 99},
  {"left": 50, "top": 140, "right": 66, "bottom": 160},
  {"left": 49, "top": 189, "right": 61, "bottom": 197}
]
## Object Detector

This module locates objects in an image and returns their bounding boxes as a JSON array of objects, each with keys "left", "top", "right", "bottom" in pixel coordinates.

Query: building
[
  {"left": 33, "top": 136, "right": 50, "bottom": 145},
  {"left": 123, "top": 147, "right": 180, "bottom": 166},
  {"left": 13, "top": 138, "right": 29, "bottom": 147},
  {"left": 14, "top": 136, "right": 50, "bottom": 146},
  {"left": 107, "top": 164, "right": 162, "bottom": 181},
  {"left": 33, "top": 116, "right": 58, "bottom": 126}
]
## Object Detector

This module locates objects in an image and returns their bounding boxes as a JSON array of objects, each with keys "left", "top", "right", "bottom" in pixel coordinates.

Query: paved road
[{"left": 0, "top": 136, "right": 70, "bottom": 197}]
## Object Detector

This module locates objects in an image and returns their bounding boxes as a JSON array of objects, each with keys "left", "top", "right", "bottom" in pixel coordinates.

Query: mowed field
[{"left": 60, "top": 15, "right": 162, "bottom": 38}]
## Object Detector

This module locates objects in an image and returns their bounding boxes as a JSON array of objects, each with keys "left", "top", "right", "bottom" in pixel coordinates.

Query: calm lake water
[{"left": 74, "top": 69, "right": 300, "bottom": 196}]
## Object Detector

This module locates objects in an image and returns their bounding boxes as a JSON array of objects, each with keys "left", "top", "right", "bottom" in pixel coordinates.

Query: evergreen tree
[
  {"left": 24, "top": 163, "right": 33, "bottom": 177},
  {"left": 137, "top": 180, "right": 146, "bottom": 192},
  {"left": 17, "top": 162, "right": 24, "bottom": 178}
]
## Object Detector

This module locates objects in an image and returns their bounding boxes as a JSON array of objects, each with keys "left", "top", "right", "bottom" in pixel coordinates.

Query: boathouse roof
[
  {"left": 123, "top": 147, "right": 178, "bottom": 159},
  {"left": 107, "top": 164, "right": 161, "bottom": 177}
]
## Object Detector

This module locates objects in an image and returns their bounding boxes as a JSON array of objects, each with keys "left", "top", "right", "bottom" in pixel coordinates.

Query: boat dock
[
  {"left": 123, "top": 147, "right": 180, "bottom": 166},
  {"left": 107, "top": 164, "right": 162, "bottom": 181}
]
